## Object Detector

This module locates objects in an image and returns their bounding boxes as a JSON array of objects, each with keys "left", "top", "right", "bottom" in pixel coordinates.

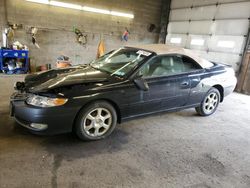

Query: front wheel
[
  {"left": 75, "top": 101, "right": 117, "bottom": 141},
  {"left": 195, "top": 87, "right": 220, "bottom": 116}
]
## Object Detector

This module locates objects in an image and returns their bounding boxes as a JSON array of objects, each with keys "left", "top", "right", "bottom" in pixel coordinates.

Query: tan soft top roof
[{"left": 126, "top": 44, "right": 213, "bottom": 68}]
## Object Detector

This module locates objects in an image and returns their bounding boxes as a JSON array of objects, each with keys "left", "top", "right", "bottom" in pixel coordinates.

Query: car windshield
[{"left": 90, "top": 48, "right": 152, "bottom": 77}]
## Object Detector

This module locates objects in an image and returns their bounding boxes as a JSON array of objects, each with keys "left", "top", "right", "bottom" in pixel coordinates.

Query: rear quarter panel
[{"left": 187, "top": 64, "right": 236, "bottom": 105}]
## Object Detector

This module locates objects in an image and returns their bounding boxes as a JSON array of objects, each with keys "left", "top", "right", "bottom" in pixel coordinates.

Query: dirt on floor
[{"left": 0, "top": 93, "right": 250, "bottom": 188}]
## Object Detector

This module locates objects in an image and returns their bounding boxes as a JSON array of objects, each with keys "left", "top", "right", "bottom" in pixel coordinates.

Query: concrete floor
[{"left": 1, "top": 92, "right": 250, "bottom": 188}]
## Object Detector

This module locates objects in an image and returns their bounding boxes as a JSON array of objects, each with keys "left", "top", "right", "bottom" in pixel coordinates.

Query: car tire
[
  {"left": 195, "top": 87, "right": 220, "bottom": 116},
  {"left": 75, "top": 101, "right": 117, "bottom": 141}
]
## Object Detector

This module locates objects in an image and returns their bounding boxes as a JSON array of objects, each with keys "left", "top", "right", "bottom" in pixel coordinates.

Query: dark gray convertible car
[{"left": 10, "top": 44, "right": 237, "bottom": 140}]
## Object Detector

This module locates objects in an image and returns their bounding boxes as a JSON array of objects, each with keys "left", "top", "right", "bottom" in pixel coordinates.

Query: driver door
[{"left": 136, "top": 55, "right": 191, "bottom": 114}]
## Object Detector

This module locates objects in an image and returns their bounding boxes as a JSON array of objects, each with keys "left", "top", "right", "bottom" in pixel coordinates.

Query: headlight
[{"left": 26, "top": 94, "right": 68, "bottom": 107}]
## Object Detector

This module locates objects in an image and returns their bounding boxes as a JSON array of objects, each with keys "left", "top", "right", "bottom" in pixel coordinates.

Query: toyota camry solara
[{"left": 10, "top": 44, "right": 237, "bottom": 140}]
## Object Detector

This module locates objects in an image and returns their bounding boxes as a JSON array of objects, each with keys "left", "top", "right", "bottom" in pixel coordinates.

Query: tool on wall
[
  {"left": 8, "top": 22, "right": 23, "bottom": 30},
  {"left": 31, "top": 27, "right": 40, "bottom": 49},
  {"left": 73, "top": 27, "right": 87, "bottom": 45},
  {"left": 121, "top": 28, "right": 130, "bottom": 41}
]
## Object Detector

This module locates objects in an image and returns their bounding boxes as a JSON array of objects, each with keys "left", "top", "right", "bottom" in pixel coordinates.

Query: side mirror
[{"left": 134, "top": 76, "right": 149, "bottom": 91}]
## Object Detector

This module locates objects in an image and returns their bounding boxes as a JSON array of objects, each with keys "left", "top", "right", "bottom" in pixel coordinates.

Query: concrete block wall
[
  {"left": 0, "top": 0, "right": 6, "bottom": 30},
  {"left": 0, "top": 74, "right": 25, "bottom": 113},
  {"left": 0, "top": 0, "right": 162, "bottom": 69}
]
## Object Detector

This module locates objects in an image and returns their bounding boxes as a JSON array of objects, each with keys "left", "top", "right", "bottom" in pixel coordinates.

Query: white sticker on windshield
[{"left": 136, "top": 50, "right": 152, "bottom": 56}]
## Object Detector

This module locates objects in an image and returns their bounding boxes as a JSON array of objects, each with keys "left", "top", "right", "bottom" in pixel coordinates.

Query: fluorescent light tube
[
  {"left": 50, "top": 1, "right": 82, "bottom": 10},
  {"left": 25, "top": 0, "right": 134, "bottom": 18},
  {"left": 110, "top": 11, "right": 134, "bottom": 18},
  {"left": 82, "top": 6, "right": 110, "bottom": 15},
  {"left": 26, "top": 0, "right": 49, "bottom": 4}
]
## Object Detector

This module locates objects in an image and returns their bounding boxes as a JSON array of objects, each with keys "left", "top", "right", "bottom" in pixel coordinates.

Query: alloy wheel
[
  {"left": 203, "top": 92, "right": 219, "bottom": 114},
  {"left": 82, "top": 108, "right": 112, "bottom": 137}
]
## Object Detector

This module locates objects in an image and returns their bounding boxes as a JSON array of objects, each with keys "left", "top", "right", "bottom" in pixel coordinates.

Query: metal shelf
[{"left": 0, "top": 49, "right": 29, "bottom": 74}]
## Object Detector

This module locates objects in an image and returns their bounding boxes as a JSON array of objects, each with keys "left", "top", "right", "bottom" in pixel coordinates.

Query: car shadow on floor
[
  {"left": 0, "top": 108, "right": 201, "bottom": 163},
  {"left": 0, "top": 111, "right": 129, "bottom": 159},
  {"left": 40, "top": 127, "right": 129, "bottom": 160}
]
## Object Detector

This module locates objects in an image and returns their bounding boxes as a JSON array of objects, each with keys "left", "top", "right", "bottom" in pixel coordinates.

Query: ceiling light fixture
[
  {"left": 82, "top": 6, "right": 110, "bottom": 15},
  {"left": 25, "top": 0, "right": 134, "bottom": 18},
  {"left": 110, "top": 11, "right": 134, "bottom": 18},
  {"left": 50, "top": 1, "right": 82, "bottom": 10},
  {"left": 26, "top": 0, "right": 49, "bottom": 4}
]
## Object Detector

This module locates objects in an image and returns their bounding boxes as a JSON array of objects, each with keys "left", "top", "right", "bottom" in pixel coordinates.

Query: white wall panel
[
  {"left": 192, "top": 0, "right": 218, "bottom": 7},
  {"left": 169, "top": 8, "right": 190, "bottom": 21},
  {"left": 212, "top": 20, "right": 249, "bottom": 35},
  {"left": 190, "top": 6, "right": 217, "bottom": 20},
  {"left": 170, "top": 6, "right": 217, "bottom": 21},
  {"left": 167, "top": 17, "right": 247, "bottom": 40},
  {"left": 189, "top": 21, "right": 213, "bottom": 35},
  {"left": 205, "top": 52, "right": 240, "bottom": 70},
  {"left": 208, "top": 35, "right": 246, "bottom": 54},
  {"left": 167, "top": 22, "right": 189, "bottom": 33},
  {"left": 165, "top": 34, "right": 187, "bottom": 47},
  {"left": 215, "top": 2, "right": 250, "bottom": 19},
  {"left": 171, "top": 0, "right": 250, "bottom": 9},
  {"left": 218, "top": 0, "right": 249, "bottom": 3},
  {"left": 191, "top": 50, "right": 209, "bottom": 59},
  {"left": 192, "top": 50, "right": 241, "bottom": 70},
  {"left": 167, "top": 0, "right": 250, "bottom": 71},
  {"left": 186, "top": 35, "right": 209, "bottom": 51},
  {"left": 171, "top": 0, "right": 194, "bottom": 9}
]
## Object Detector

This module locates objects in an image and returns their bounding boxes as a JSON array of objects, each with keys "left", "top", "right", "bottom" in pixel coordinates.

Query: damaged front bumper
[
  {"left": 10, "top": 92, "right": 48, "bottom": 132},
  {"left": 10, "top": 92, "right": 79, "bottom": 135}
]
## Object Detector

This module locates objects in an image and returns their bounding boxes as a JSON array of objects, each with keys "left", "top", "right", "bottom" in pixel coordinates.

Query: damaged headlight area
[{"left": 26, "top": 94, "right": 68, "bottom": 107}]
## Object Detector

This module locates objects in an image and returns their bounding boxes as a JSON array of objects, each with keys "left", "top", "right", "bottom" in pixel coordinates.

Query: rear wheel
[
  {"left": 75, "top": 101, "right": 117, "bottom": 141},
  {"left": 195, "top": 87, "right": 220, "bottom": 116}
]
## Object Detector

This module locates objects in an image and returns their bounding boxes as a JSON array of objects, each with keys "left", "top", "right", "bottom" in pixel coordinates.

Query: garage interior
[{"left": 0, "top": 0, "right": 250, "bottom": 187}]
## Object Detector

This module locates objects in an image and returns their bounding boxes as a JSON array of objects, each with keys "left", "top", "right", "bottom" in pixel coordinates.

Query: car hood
[{"left": 25, "top": 65, "right": 111, "bottom": 92}]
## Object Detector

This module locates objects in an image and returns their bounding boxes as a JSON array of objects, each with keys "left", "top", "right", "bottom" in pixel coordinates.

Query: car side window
[
  {"left": 181, "top": 56, "right": 202, "bottom": 71},
  {"left": 138, "top": 57, "right": 161, "bottom": 77},
  {"left": 138, "top": 56, "right": 184, "bottom": 77}
]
